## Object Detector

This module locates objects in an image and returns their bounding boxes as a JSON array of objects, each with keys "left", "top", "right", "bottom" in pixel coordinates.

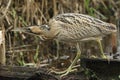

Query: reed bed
[{"left": 0, "top": 0, "right": 120, "bottom": 67}]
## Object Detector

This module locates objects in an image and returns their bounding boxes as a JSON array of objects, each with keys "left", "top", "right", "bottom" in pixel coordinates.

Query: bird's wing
[
  {"left": 53, "top": 13, "right": 116, "bottom": 32},
  {"left": 50, "top": 13, "right": 116, "bottom": 40}
]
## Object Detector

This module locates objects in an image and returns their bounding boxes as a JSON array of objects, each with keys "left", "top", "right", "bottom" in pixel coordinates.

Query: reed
[{"left": 0, "top": 0, "right": 119, "bottom": 66}]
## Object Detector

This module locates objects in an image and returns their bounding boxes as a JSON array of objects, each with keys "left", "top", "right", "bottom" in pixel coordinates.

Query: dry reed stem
[
  {"left": 0, "top": 27, "right": 6, "bottom": 65},
  {"left": 0, "top": 0, "right": 119, "bottom": 65}
]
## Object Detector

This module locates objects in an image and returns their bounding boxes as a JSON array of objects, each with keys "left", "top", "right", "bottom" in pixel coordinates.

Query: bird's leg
[
  {"left": 60, "top": 43, "right": 81, "bottom": 77},
  {"left": 96, "top": 38, "right": 107, "bottom": 58},
  {"left": 51, "top": 43, "right": 81, "bottom": 77},
  {"left": 55, "top": 40, "right": 60, "bottom": 59}
]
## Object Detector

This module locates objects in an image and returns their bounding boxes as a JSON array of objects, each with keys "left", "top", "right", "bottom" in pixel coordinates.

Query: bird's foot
[
  {"left": 102, "top": 55, "right": 107, "bottom": 59},
  {"left": 90, "top": 55, "right": 98, "bottom": 58},
  {"left": 100, "top": 53, "right": 111, "bottom": 62},
  {"left": 50, "top": 65, "right": 79, "bottom": 77},
  {"left": 101, "top": 53, "right": 108, "bottom": 59}
]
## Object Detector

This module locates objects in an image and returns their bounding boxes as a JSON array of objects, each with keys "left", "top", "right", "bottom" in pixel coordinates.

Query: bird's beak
[
  {"left": 11, "top": 27, "right": 27, "bottom": 32},
  {"left": 11, "top": 27, "right": 46, "bottom": 41},
  {"left": 11, "top": 27, "right": 39, "bottom": 36}
]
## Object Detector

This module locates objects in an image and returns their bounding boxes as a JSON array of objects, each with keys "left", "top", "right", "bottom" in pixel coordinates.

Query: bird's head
[
  {"left": 25, "top": 25, "right": 51, "bottom": 35},
  {"left": 26, "top": 25, "right": 52, "bottom": 40},
  {"left": 12, "top": 25, "right": 54, "bottom": 41}
]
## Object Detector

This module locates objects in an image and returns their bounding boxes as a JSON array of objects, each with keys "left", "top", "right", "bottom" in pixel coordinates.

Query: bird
[{"left": 12, "top": 13, "right": 117, "bottom": 77}]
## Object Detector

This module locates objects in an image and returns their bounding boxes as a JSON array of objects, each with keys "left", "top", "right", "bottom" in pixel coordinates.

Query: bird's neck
[{"left": 44, "top": 27, "right": 61, "bottom": 40}]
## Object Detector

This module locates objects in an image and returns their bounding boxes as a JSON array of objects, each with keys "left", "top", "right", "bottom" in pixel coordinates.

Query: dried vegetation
[{"left": 0, "top": 0, "right": 120, "bottom": 68}]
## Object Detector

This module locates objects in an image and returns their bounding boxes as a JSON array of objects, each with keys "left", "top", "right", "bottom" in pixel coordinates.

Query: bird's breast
[{"left": 55, "top": 24, "right": 103, "bottom": 42}]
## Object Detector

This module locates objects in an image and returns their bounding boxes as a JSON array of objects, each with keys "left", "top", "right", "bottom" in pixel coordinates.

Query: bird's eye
[
  {"left": 26, "top": 28, "right": 31, "bottom": 32},
  {"left": 45, "top": 25, "right": 50, "bottom": 30},
  {"left": 40, "top": 25, "right": 50, "bottom": 30}
]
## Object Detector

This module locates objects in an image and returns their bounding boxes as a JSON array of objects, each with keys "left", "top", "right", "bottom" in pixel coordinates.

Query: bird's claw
[{"left": 49, "top": 67, "right": 77, "bottom": 77}]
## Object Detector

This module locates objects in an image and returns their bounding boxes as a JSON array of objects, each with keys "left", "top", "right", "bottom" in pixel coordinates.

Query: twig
[
  {"left": 7, "top": 49, "right": 37, "bottom": 53},
  {"left": 0, "top": 0, "right": 12, "bottom": 19}
]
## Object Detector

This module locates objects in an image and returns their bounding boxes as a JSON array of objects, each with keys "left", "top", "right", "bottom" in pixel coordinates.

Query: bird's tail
[{"left": 109, "top": 23, "right": 117, "bottom": 33}]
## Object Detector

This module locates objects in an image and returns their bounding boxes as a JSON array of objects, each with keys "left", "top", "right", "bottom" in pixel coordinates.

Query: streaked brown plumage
[
  {"left": 13, "top": 13, "right": 117, "bottom": 77},
  {"left": 27, "top": 13, "right": 116, "bottom": 41}
]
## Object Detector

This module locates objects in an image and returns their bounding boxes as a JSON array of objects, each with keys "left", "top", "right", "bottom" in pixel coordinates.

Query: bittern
[{"left": 13, "top": 13, "right": 117, "bottom": 77}]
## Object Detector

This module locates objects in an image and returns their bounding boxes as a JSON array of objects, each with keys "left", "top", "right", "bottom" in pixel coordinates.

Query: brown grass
[{"left": 0, "top": 0, "right": 120, "bottom": 66}]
